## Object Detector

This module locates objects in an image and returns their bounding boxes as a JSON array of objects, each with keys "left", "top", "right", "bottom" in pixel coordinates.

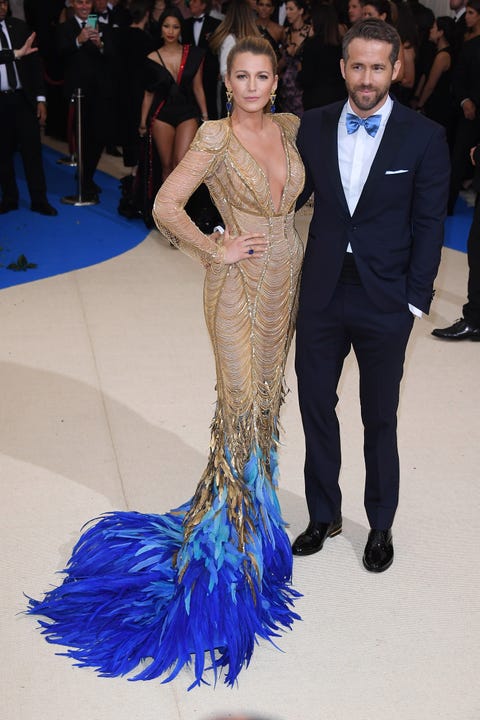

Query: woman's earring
[
  {"left": 270, "top": 92, "right": 276, "bottom": 114},
  {"left": 226, "top": 89, "right": 233, "bottom": 117}
]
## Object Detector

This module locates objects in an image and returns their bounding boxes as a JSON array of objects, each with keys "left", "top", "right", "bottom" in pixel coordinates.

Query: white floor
[{"left": 1, "top": 149, "right": 479, "bottom": 720}]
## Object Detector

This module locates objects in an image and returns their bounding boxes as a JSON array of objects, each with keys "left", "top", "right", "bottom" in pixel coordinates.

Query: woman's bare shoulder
[{"left": 146, "top": 50, "right": 162, "bottom": 64}]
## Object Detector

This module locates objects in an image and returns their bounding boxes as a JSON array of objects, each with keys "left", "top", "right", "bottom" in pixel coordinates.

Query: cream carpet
[{"left": 1, "top": 150, "right": 479, "bottom": 720}]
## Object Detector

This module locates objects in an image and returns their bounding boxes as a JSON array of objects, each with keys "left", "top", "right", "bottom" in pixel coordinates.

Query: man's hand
[
  {"left": 462, "top": 98, "right": 476, "bottom": 120},
  {"left": 37, "top": 101, "right": 47, "bottom": 126},
  {"left": 470, "top": 144, "right": 480, "bottom": 166},
  {"left": 15, "top": 32, "right": 38, "bottom": 58},
  {"left": 78, "top": 26, "right": 102, "bottom": 47}
]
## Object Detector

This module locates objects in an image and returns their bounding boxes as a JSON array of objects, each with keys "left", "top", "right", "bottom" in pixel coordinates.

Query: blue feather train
[{"left": 27, "top": 445, "right": 300, "bottom": 688}]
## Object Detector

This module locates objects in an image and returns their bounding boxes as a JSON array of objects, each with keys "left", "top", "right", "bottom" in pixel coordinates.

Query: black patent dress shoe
[
  {"left": 0, "top": 200, "right": 19, "bottom": 214},
  {"left": 432, "top": 318, "right": 480, "bottom": 341},
  {"left": 30, "top": 202, "right": 58, "bottom": 216},
  {"left": 292, "top": 516, "right": 342, "bottom": 556},
  {"left": 362, "top": 529, "right": 393, "bottom": 572}
]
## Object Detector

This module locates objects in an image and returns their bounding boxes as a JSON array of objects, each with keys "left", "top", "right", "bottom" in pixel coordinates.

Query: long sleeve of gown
[
  {"left": 26, "top": 113, "right": 304, "bottom": 690},
  {"left": 152, "top": 121, "right": 228, "bottom": 268}
]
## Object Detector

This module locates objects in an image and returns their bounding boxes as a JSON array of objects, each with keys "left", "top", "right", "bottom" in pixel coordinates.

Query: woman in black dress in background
[
  {"left": 278, "top": 0, "right": 312, "bottom": 116},
  {"left": 412, "top": 16, "right": 455, "bottom": 131},
  {"left": 298, "top": 3, "right": 346, "bottom": 110},
  {"left": 116, "top": 0, "right": 156, "bottom": 173},
  {"left": 138, "top": 7, "right": 208, "bottom": 219},
  {"left": 256, "top": 0, "right": 284, "bottom": 56}
]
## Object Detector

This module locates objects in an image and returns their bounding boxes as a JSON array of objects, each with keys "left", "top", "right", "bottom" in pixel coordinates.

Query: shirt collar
[{"left": 344, "top": 94, "right": 393, "bottom": 127}]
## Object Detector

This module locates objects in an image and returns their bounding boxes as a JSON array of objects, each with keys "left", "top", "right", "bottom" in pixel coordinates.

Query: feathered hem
[{"left": 27, "top": 445, "right": 300, "bottom": 688}]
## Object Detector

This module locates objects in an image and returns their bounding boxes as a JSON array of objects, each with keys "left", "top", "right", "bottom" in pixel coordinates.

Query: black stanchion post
[
  {"left": 61, "top": 88, "right": 99, "bottom": 207},
  {"left": 57, "top": 95, "right": 77, "bottom": 167}
]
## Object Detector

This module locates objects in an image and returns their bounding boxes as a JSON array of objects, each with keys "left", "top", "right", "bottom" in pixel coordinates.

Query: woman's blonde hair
[
  {"left": 225, "top": 35, "right": 278, "bottom": 77},
  {"left": 209, "top": 0, "right": 260, "bottom": 54}
]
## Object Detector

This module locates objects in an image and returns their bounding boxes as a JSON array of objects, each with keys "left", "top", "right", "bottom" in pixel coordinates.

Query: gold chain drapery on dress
[{"left": 28, "top": 114, "right": 306, "bottom": 690}]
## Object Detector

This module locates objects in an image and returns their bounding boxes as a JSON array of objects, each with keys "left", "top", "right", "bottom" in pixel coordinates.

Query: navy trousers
[{"left": 295, "top": 278, "right": 414, "bottom": 530}]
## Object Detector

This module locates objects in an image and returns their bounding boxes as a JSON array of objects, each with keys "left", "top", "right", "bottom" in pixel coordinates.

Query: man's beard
[{"left": 348, "top": 84, "right": 389, "bottom": 113}]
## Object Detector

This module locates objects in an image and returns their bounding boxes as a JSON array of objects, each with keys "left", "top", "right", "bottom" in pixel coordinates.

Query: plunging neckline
[
  {"left": 229, "top": 116, "right": 289, "bottom": 215},
  {"left": 156, "top": 49, "right": 181, "bottom": 83}
]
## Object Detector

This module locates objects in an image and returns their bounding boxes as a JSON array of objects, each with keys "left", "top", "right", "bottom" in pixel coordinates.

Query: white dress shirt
[
  {"left": 219, "top": 33, "right": 235, "bottom": 79},
  {"left": 192, "top": 15, "right": 204, "bottom": 45},
  {"left": 337, "top": 95, "right": 421, "bottom": 316},
  {"left": 0, "top": 19, "right": 21, "bottom": 91},
  {"left": 338, "top": 95, "right": 392, "bottom": 218}
]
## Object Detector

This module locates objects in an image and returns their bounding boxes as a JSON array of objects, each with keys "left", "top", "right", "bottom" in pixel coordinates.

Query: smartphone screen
[{"left": 86, "top": 14, "right": 98, "bottom": 28}]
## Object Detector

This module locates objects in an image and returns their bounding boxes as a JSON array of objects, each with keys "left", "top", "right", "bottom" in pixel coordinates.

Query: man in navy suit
[
  {"left": 292, "top": 18, "right": 450, "bottom": 572},
  {"left": 0, "top": 0, "right": 57, "bottom": 215}
]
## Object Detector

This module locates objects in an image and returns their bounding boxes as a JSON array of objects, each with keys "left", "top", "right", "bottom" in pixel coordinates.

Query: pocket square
[{"left": 385, "top": 169, "right": 409, "bottom": 175}]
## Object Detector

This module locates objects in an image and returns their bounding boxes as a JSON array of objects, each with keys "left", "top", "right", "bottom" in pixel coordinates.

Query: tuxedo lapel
[
  {"left": 6, "top": 17, "right": 18, "bottom": 43},
  {"left": 321, "top": 103, "right": 350, "bottom": 216},
  {"left": 352, "top": 101, "right": 410, "bottom": 216},
  {"left": 199, "top": 17, "right": 218, "bottom": 44},
  {"left": 198, "top": 22, "right": 208, "bottom": 44}
]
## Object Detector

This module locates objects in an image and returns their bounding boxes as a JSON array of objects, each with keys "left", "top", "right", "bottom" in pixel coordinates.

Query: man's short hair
[
  {"left": 342, "top": 17, "right": 401, "bottom": 67},
  {"left": 194, "top": 0, "right": 212, "bottom": 11}
]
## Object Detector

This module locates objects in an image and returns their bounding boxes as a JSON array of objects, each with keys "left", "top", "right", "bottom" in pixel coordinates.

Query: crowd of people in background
[{"left": 2, "top": 0, "right": 480, "bottom": 227}]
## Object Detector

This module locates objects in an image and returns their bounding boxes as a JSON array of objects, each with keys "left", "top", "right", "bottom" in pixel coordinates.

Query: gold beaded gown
[{"left": 28, "top": 114, "right": 305, "bottom": 689}]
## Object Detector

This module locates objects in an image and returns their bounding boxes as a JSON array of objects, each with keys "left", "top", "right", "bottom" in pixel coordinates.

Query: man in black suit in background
[
  {"left": 293, "top": 19, "right": 450, "bottom": 572},
  {"left": 182, "top": 0, "right": 222, "bottom": 231},
  {"left": 57, "top": 0, "right": 117, "bottom": 198},
  {"left": 433, "top": 140, "right": 480, "bottom": 340},
  {"left": 182, "top": 0, "right": 221, "bottom": 120},
  {"left": 0, "top": 0, "right": 57, "bottom": 215},
  {"left": 447, "top": 1, "right": 480, "bottom": 214},
  {"left": 93, "top": 0, "right": 113, "bottom": 26},
  {"left": 450, "top": 0, "right": 467, "bottom": 54},
  {"left": 23, "top": 1, "right": 67, "bottom": 140}
]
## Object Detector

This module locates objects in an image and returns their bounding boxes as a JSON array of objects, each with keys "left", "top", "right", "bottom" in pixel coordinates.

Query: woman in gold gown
[{"left": 28, "top": 36, "right": 305, "bottom": 689}]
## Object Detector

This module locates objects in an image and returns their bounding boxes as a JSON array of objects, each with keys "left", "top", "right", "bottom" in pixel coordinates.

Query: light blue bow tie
[{"left": 346, "top": 112, "right": 381, "bottom": 137}]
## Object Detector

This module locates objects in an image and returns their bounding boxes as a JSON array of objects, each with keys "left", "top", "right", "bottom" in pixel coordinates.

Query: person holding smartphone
[{"left": 57, "top": 0, "right": 117, "bottom": 199}]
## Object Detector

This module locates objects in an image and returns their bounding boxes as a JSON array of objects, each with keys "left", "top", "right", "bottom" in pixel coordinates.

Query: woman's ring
[{"left": 248, "top": 248, "right": 254, "bottom": 255}]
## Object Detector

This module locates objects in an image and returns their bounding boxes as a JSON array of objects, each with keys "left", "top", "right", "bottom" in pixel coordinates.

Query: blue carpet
[
  {"left": 0, "top": 146, "right": 472, "bottom": 290},
  {"left": 0, "top": 147, "right": 147, "bottom": 290},
  {"left": 444, "top": 195, "right": 473, "bottom": 253}
]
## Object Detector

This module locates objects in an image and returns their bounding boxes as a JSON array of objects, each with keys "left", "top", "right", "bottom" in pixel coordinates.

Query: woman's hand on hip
[{"left": 222, "top": 228, "right": 268, "bottom": 264}]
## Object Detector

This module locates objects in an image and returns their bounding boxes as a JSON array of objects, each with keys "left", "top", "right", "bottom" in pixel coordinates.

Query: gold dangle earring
[
  {"left": 226, "top": 89, "right": 233, "bottom": 117},
  {"left": 270, "top": 91, "right": 276, "bottom": 114}
]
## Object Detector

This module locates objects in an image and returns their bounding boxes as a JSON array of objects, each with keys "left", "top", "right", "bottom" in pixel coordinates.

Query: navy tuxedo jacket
[
  {"left": 296, "top": 99, "right": 450, "bottom": 315},
  {"left": 0, "top": 17, "right": 45, "bottom": 107}
]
